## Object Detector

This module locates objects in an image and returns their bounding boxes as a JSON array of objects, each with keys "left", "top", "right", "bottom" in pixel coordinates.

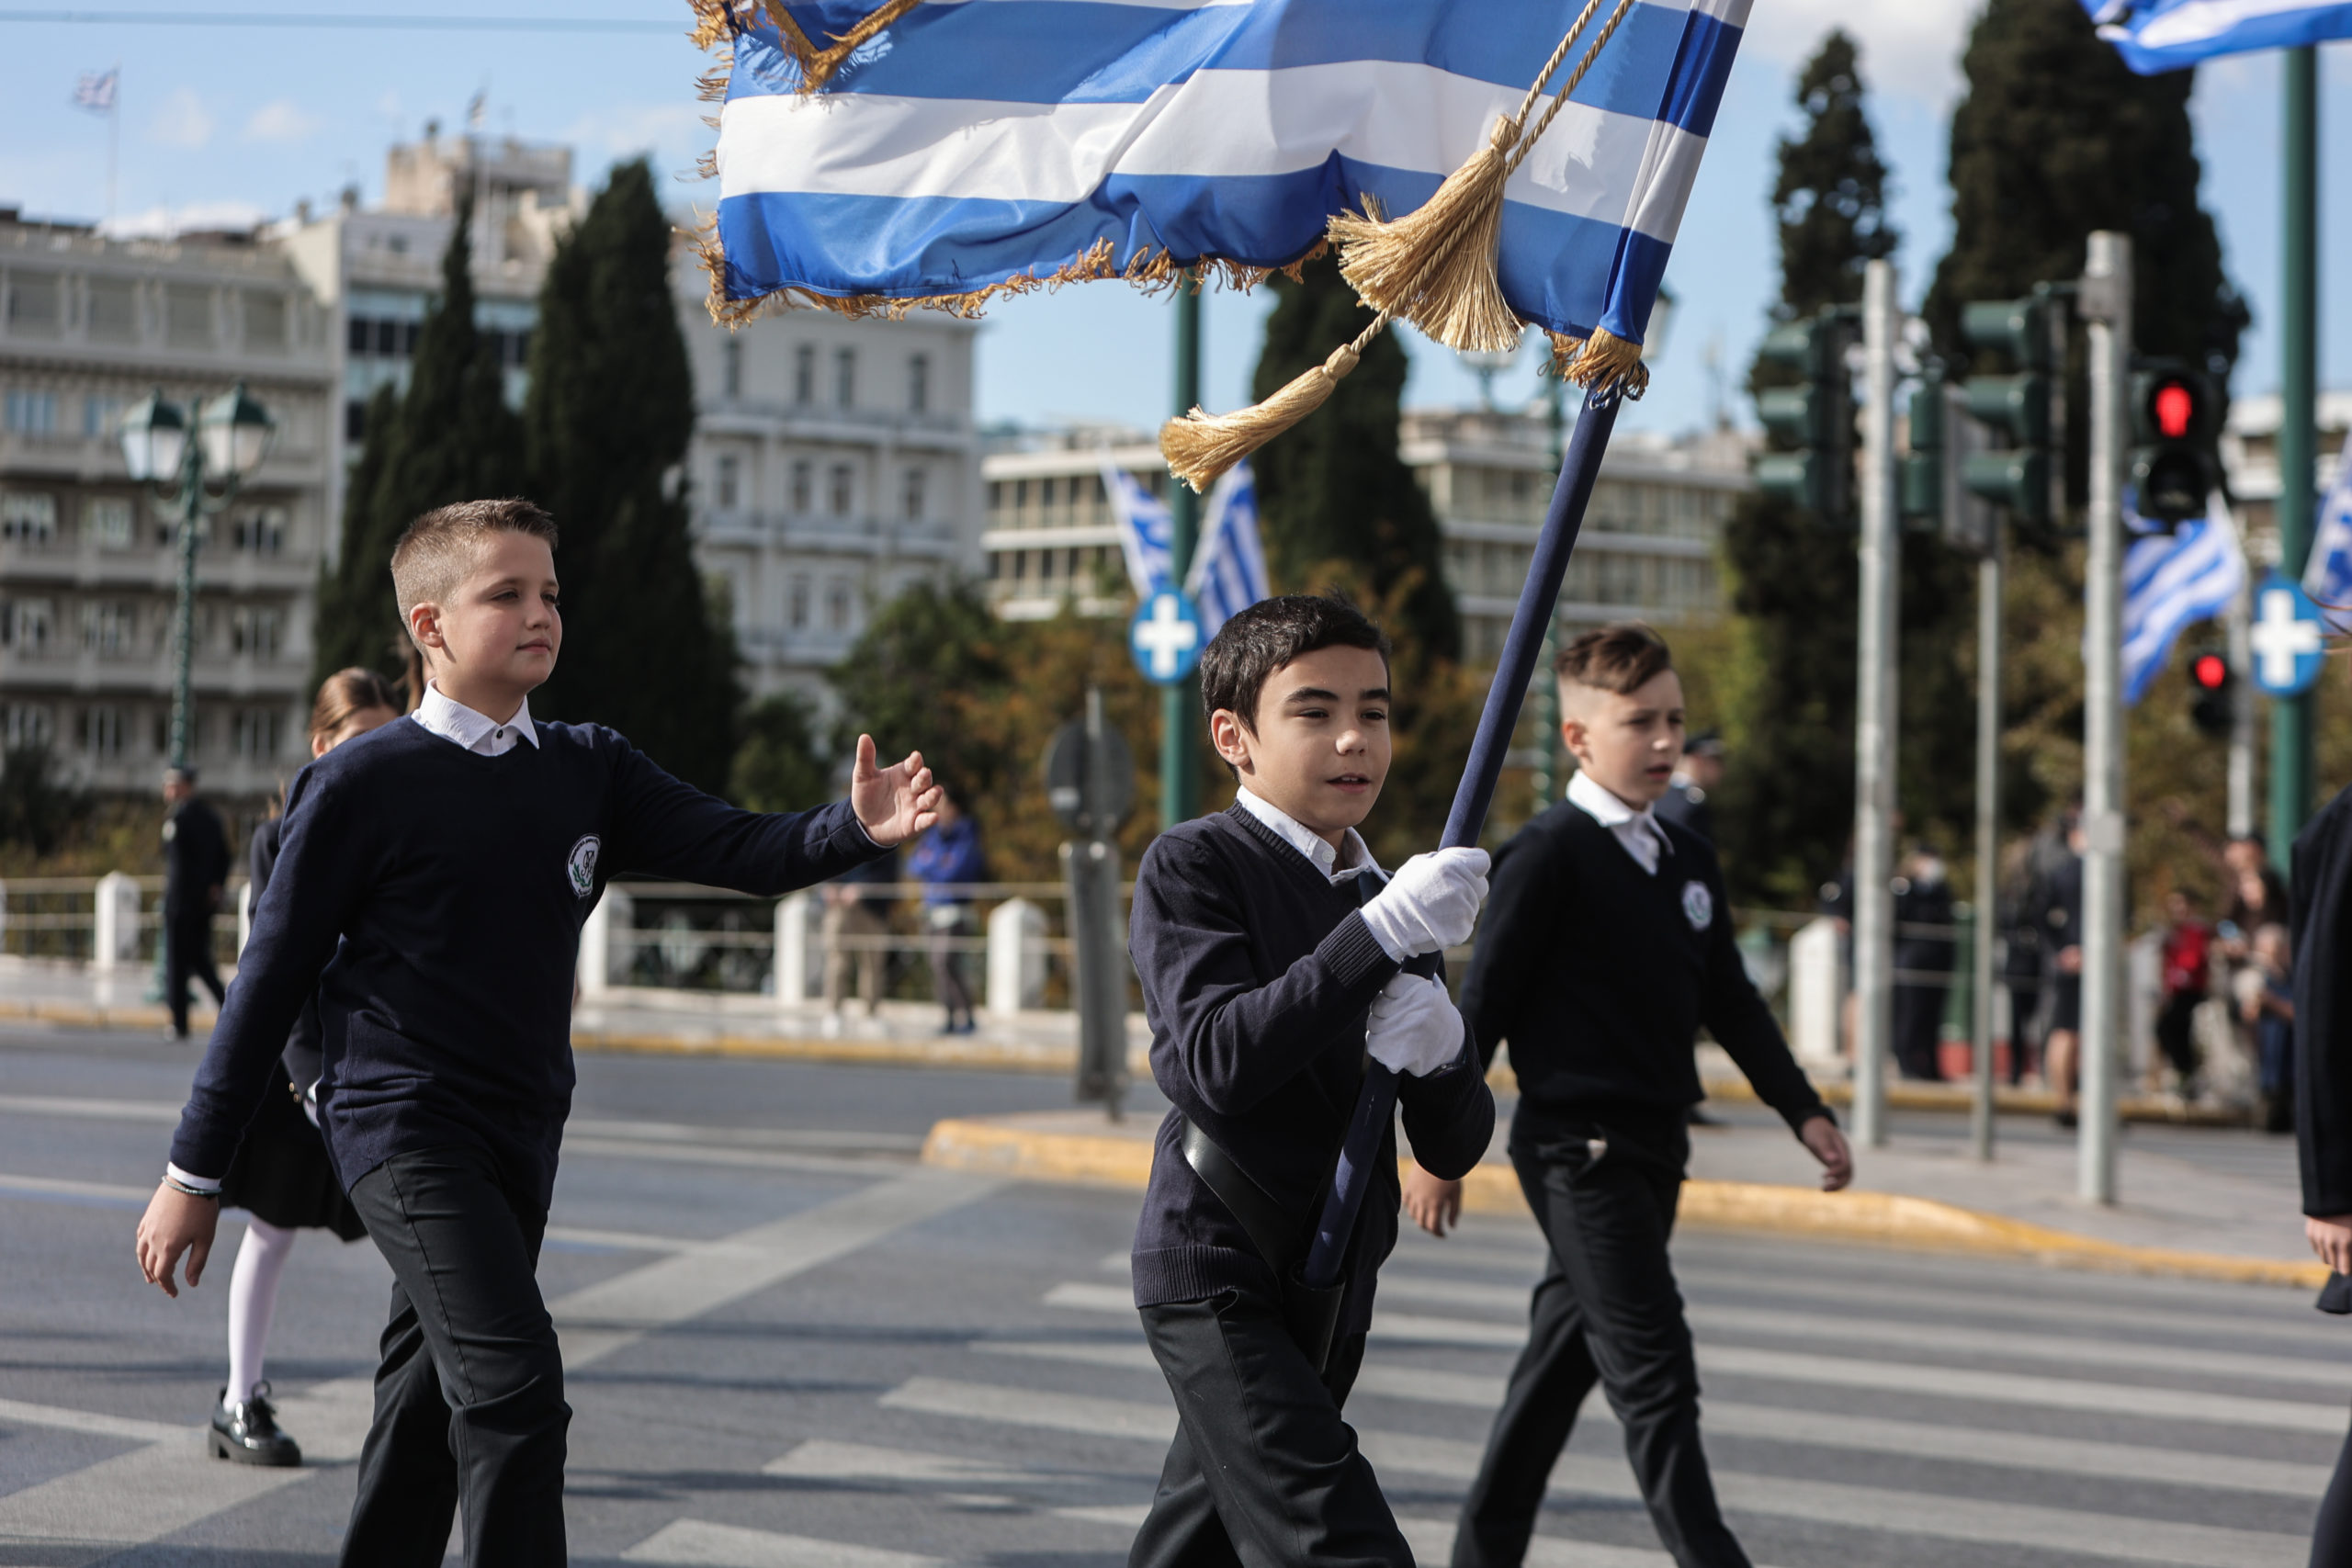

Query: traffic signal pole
[
  {"left": 1161, "top": 286, "right": 1202, "bottom": 830},
  {"left": 2271, "top": 46, "right": 2319, "bottom": 868},
  {"left": 1971, "top": 530, "right": 2003, "bottom": 1163},
  {"left": 1850, "top": 260, "right": 1901, "bottom": 1149},
  {"left": 2079, "top": 232, "right": 2132, "bottom": 1205}
]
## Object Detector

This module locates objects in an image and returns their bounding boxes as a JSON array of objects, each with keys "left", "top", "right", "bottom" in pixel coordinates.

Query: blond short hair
[{"left": 390, "top": 499, "right": 559, "bottom": 650}]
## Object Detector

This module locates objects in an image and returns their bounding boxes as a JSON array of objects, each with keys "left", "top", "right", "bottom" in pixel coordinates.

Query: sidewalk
[{"left": 920, "top": 1104, "right": 2326, "bottom": 1290}]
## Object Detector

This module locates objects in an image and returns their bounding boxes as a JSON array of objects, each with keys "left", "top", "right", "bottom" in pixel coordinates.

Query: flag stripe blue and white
[
  {"left": 2121, "top": 493, "right": 2245, "bottom": 705},
  {"left": 72, "top": 68, "right": 117, "bottom": 112},
  {"left": 2301, "top": 429, "right": 2352, "bottom": 633},
  {"left": 1105, "top": 466, "right": 1173, "bottom": 600},
  {"left": 1105, "top": 460, "right": 1266, "bottom": 637},
  {"left": 709, "top": 0, "right": 1747, "bottom": 344},
  {"left": 2084, "top": 0, "right": 2352, "bottom": 72}
]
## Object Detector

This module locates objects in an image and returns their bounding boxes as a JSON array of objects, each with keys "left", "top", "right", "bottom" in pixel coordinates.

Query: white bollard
[
  {"left": 775, "top": 890, "right": 815, "bottom": 1005},
  {"left": 1788, "top": 916, "right": 1847, "bottom": 1071},
  {"left": 94, "top": 872, "right": 141, "bottom": 970},
  {"left": 237, "top": 880, "right": 253, "bottom": 955},
  {"left": 576, "top": 886, "right": 633, "bottom": 998},
  {"left": 987, "top": 897, "right": 1048, "bottom": 1017}
]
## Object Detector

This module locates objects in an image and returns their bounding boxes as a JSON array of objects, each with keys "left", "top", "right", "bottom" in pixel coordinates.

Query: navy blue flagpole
[{"left": 1301, "top": 387, "right": 1623, "bottom": 1292}]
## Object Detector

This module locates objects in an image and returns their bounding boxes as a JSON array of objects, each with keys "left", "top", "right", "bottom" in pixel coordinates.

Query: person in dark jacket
[
  {"left": 161, "top": 764, "right": 231, "bottom": 1041},
  {"left": 2294, "top": 777, "right": 2352, "bottom": 1562},
  {"left": 1892, "top": 847, "right": 1957, "bottom": 1080},
  {"left": 209, "top": 668, "right": 401, "bottom": 1468},
  {"left": 1407, "top": 624, "right": 1850, "bottom": 1568},
  {"left": 1125, "top": 594, "right": 1495, "bottom": 1568},
  {"left": 908, "top": 788, "right": 987, "bottom": 1033},
  {"left": 1653, "top": 728, "right": 1722, "bottom": 845},
  {"left": 137, "top": 500, "right": 944, "bottom": 1568}
]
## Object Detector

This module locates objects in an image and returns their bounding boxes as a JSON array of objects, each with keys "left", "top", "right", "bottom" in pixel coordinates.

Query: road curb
[{"left": 919, "top": 1116, "right": 2326, "bottom": 1292}]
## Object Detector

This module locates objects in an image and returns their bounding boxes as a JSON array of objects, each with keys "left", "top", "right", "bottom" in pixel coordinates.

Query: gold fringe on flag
[
  {"left": 763, "top": 0, "right": 927, "bottom": 94},
  {"left": 1544, "top": 330, "right": 1650, "bottom": 399}
]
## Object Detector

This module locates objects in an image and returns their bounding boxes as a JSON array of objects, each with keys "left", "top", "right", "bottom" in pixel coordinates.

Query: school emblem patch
[
  {"left": 1680, "top": 879, "right": 1713, "bottom": 931},
  {"left": 566, "top": 835, "right": 601, "bottom": 899}
]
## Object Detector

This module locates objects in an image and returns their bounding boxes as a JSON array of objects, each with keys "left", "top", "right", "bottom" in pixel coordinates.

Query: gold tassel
[
  {"left": 1159, "top": 330, "right": 1374, "bottom": 493},
  {"left": 1544, "top": 329, "right": 1650, "bottom": 400},
  {"left": 1329, "top": 118, "right": 1521, "bottom": 355}
]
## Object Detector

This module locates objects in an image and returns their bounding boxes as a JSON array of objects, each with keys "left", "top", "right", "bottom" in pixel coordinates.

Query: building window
[
  {"left": 4, "top": 703, "right": 54, "bottom": 747},
  {"left": 83, "top": 394, "right": 123, "bottom": 439},
  {"left": 0, "top": 598, "right": 54, "bottom": 652},
  {"left": 2, "top": 491, "right": 58, "bottom": 545},
  {"left": 80, "top": 600, "right": 135, "bottom": 656},
  {"left": 232, "top": 605, "right": 285, "bottom": 660},
  {"left": 79, "top": 704, "right": 125, "bottom": 758},
  {"left": 244, "top": 291, "right": 288, "bottom": 352},
  {"left": 723, "top": 337, "right": 744, "bottom": 400},
  {"left": 233, "top": 506, "right": 286, "bottom": 556},
  {"left": 794, "top": 344, "right": 815, "bottom": 405},
  {"left": 901, "top": 465, "right": 925, "bottom": 523},
  {"left": 789, "top": 458, "right": 813, "bottom": 513},
  {"left": 826, "top": 579, "right": 852, "bottom": 632},
  {"left": 908, "top": 353, "right": 930, "bottom": 414},
  {"left": 788, "top": 575, "right": 809, "bottom": 630},
  {"left": 84, "top": 496, "right": 134, "bottom": 550},
  {"left": 166, "top": 284, "right": 213, "bottom": 348},
  {"left": 716, "top": 454, "right": 741, "bottom": 510},
  {"left": 86, "top": 278, "right": 136, "bottom": 343},
  {"left": 6, "top": 272, "right": 60, "bottom": 335},
  {"left": 234, "top": 706, "right": 282, "bottom": 760},
  {"left": 834, "top": 346, "right": 855, "bottom": 408},
  {"left": 4, "top": 390, "right": 58, "bottom": 434},
  {"left": 829, "top": 463, "right": 854, "bottom": 518},
  {"left": 348, "top": 316, "right": 372, "bottom": 354}
]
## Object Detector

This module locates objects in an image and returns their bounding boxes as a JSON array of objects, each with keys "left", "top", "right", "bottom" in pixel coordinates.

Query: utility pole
[
  {"left": 2271, "top": 46, "right": 2320, "bottom": 868},
  {"left": 1849, "top": 259, "right": 1901, "bottom": 1149},
  {"left": 2078, "top": 232, "right": 2132, "bottom": 1205},
  {"left": 1971, "top": 525, "right": 2003, "bottom": 1162},
  {"left": 2227, "top": 577, "right": 2256, "bottom": 840},
  {"left": 1160, "top": 285, "right": 1202, "bottom": 830}
]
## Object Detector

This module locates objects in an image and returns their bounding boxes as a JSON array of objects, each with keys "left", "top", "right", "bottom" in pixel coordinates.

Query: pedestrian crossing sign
[{"left": 2250, "top": 570, "right": 2327, "bottom": 697}]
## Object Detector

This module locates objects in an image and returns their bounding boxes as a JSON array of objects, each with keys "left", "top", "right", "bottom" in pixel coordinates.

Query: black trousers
[
  {"left": 1131, "top": 1285, "right": 1408, "bottom": 1568},
  {"left": 164, "top": 910, "right": 223, "bottom": 1035},
  {"left": 2314, "top": 1420, "right": 2352, "bottom": 1566},
  {"left": 1454, "top": 1125, "right": 1748, "bottom": 1568},
  {"left": 1892, "top": 982, "right": 1947, "bottom": 1080},
  {"left": 2154, "top": 990, "right": 2204, "bottom": 1085},
  {"left": 342, "top": 1145, "right": 568, "bottom": 1568}
]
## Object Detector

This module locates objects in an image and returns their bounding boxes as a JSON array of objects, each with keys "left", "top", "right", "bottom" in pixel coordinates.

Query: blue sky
[{"left": 0, "top": 5, "right": 2344, "bottom": 439}]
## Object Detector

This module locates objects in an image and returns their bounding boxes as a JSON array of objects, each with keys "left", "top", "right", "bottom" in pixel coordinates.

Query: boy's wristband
[{"left": 163, "top": 1162, "right": 221, "bottom": 1199}]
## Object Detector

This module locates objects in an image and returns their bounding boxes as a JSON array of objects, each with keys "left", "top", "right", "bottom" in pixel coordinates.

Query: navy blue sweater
[
  {"left": 1127, "top": 805, "right": 1495, "bottom": 1338},
  {"left": 171, "top": 715, "right": 880, "bottom": 1210}
]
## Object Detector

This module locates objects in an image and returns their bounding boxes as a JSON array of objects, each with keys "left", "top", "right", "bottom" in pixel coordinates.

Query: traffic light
[
  {"left": 2132, "top": 363, "right": 2216, "bottom": 525},
  {"left": 1959, "top": 295, "right": 2057, "bottom": 524},
  {"left": 1899, "top": 369, "right": 1942, "bottom": 525},
  {"left": 2187, "top": 644, "right": 2233, "bottom": 738},
  {"left": 1753, "top": 310, "right": 1853, "bottom": 526}
]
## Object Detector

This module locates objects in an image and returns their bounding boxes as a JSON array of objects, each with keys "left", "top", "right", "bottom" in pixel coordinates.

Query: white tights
[{"left": 226, "top": 1217, "right": 297, "bottom": 1404}]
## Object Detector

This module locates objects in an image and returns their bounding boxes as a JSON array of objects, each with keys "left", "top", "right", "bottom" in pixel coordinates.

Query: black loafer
[{"left": 209, "top": 1382, "right": 301, "bottom": 1467}]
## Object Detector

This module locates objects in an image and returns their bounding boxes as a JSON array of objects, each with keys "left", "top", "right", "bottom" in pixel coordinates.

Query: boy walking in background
[
  {"left": 1408, "top": 623, "right": 1850, "bottom": 1568},
  {"left": 136, "top": 499, "right": 940, "bottom": 1567},
  {"left": 1126, "top": 594, "right": 1496, "bottom": 1568}
]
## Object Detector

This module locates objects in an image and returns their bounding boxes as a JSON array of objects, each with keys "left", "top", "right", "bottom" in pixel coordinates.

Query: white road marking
[
  {"left": 0, "top": 1396, "right": 188, "bottom": 1444},
  {"left": 623, "top": 1518, "right": 945, "bottom": 1568},
  {"left": 881, "top": 1376, "right": 1174, "bottom": 1442}
]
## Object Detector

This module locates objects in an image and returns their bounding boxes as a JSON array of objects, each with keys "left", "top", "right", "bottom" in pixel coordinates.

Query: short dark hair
[
  {"left": 1200, "top": 593, "right": 1391, "bottom": 733},
  {"left": 390, "top": 498, "right": 560, "bottom": 649},
  {"left": 1556, "top": 622, "right": 1672, "bottom": 694}
]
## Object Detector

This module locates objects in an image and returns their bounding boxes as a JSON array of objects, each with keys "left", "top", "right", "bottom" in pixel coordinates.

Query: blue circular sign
[
  {"left": 1129, "top": 589, "right": 1204, "bottom": 685},
  {"left": 2250, "top": 571, "right": 2327, "bottom": 698}
]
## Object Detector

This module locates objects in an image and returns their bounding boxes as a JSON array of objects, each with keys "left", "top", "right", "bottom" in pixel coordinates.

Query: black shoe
[
  {"left": 2054, "top": 1109, "right": 2079, "bottom": 1131},
  {"left": 210, "top": 1382, "right": 300, "bottom": 1467}
]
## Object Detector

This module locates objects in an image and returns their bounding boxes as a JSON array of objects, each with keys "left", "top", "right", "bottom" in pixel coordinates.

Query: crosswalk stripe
[
  {"left": 973, "top": 1337, "right": 1159, "bottom": 1373},
  {"left": 1043, "top": 1280, "right": 1528, "bottom": 1348},
  {"left": 765, "top": 1438, "right": 1144, "bottom": 1489},
  {"left": 623, "top": 1519, "right": 944, "bottom": 1568},
  {"left": 881, "top": 1376, "right": 1175, "bottom": 1442},
  {"left": 0, "top": 1396, "right": 187, "bottom": 1445}
]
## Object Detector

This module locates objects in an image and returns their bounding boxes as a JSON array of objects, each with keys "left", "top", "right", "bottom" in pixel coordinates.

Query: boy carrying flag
[
  {"left": 136, "top": 499, "right": 939, "bottom": 1566},
  {"left": 1125, "top": 594, "right": 1496, "bottom": 1568}
]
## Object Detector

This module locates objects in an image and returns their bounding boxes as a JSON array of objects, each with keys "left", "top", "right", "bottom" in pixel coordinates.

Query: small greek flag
[
  {"left": 2085, "top": 0, "right": 2352, "bottom": 72},
  {"left": 2301, "top": 429, "right": 2352, "bottom": 633},
  {"left": 698, "top": 1, "right": 1742, "bottom": 350},
  {"left": 73, "top": 68, "right": 117, "bottom": 113},
  {"left": 2121, "top": 492, "right": 2245, "bottom": 705},
  {"left": 1105, "top": 461, "right": 1268, "bottom": 639}
]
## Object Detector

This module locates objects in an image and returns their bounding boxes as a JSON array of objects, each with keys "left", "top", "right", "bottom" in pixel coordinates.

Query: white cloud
[
  {"left": 150, "top": 87, "right": 215, "bottom": 150},
  {"left": 99, "top": 200, "right": 270, "bottom": 241},
  {"left": 1741, "top": 3, "right": 1975, "bottom": 115},
  {"left": 243, "top": 99, "right": 322, "bottom": 144}
]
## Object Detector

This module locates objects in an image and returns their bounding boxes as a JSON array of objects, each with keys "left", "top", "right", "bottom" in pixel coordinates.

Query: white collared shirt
[
  {"left": 1234, "top": 787, "right": 1384, "bottom": 889},
  {"left": 413, "top": 682, "right": 540, "bottom": 757},
  {"left": 1567, "top": 769, "right": 1670, "bottom": 875}
]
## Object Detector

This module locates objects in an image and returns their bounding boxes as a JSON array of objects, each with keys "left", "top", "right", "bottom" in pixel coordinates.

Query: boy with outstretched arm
[
  {"left": 1125, "top": 594, "right": 1497, "bottom": 1568},
  {"left": 135, "top": 499, "right": 940, "bottom": 1567},
  {"left": 1407, "top": 624, "right": 1850, "bottom": 1568}
]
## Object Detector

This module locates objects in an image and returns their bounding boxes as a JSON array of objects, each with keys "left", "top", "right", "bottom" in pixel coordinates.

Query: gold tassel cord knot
[{"left": 1161, "top": 319, "right": 1381, "bottom": 494}]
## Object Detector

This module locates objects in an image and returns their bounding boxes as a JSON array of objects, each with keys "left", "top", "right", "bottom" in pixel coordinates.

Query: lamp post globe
[
  {"left": 118, "top": 389, "right": 187, "bottom": 484},
  {"left": 198, "top": 381, "right": 275, "bottom": 480}
]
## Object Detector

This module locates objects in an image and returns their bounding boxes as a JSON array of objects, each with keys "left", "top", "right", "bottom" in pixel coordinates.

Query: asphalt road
[{"left": 0, "top": 1021, "right": 2345, "bottom": 1566}]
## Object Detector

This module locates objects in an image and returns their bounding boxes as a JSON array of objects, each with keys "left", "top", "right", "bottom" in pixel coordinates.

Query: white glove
[
  {"left": 1366, "top": 972, "right": 1465, "bottom": 1077},
  {"left": 1361, "top": 847, "right": 1489, "bottom": 959}
]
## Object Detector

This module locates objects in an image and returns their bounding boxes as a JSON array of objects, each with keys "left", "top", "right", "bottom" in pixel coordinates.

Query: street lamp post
[{"left": 119, "top": 383, "right": 276, "bottom": 772}]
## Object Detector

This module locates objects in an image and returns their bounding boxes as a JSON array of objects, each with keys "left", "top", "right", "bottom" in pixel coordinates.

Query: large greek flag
[
  {"left": 702, "top": 0, "right": 1747, "bottom": 347},
  {"left": 2121, "top": 493, "right": 2245, "bottom": 704},
  {"left": 2301, "top": 430, "right": 2352, "bottom": 632},
  {"left": 2085, "top": 0, "right": 2352, "bottom": 72},
  {"left": 1106, "top": 461, "right": 1268, "bottom": 637}
]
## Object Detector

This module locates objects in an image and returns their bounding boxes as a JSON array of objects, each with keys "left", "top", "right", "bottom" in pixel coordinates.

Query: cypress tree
[
  {"left": 313, "top": 201, "right": 523, "bottom": 686},
  {"left": 1249, "top": 255, "right": 1461, "bottom": 661},
  {"left": 525, "top": 159, "right": 741, "bottom": 792}
]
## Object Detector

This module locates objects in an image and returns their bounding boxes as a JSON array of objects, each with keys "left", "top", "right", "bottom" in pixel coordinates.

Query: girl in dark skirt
[{"left": 210, "top": 669, "right": 402, "bottom": 1466}]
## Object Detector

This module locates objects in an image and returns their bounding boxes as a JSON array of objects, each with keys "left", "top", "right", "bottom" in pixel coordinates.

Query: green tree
[
  {"left": 1249, "top": 256, "right": 1460, "bottom": 661},
  {"left": 730, "top": 690, "right": 833, "bottom": 814},
  {"left": 313, "top": 202, "right": 523, "bottom": 686},
  {"left": 525, "top": 159, "right": 740, "bottom": 791}
]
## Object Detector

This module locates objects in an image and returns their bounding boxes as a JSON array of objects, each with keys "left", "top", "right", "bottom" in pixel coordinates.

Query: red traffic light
[
  {"left": 2191, "top": 652, "right": 2229, "bottom": 691},
  {"left": 2154, "top": 379, "right": 2196, "bottom": 440}
]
